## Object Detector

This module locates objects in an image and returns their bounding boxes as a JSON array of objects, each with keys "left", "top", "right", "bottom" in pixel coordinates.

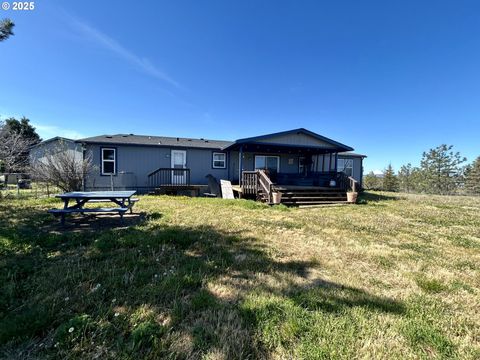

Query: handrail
[
  {"left": 257, "top": 169, "right": 273, "bottom": 203},
  {"left": 336, "top": 172, "right": 358, "bottom": 192},
  {"left": 147, "top": 167, "right": 181, "bottom": 177},
  {"left": 348, "top": 176, "right": 358, "bottom": 193},
  {"left": 147, "top": 167, "right": 191, "bottom": 187}
]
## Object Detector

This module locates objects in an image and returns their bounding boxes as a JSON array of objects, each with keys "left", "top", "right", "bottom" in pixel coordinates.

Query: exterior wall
[
  {"left": 80, "top": 140, "right": 363, "bottom": 191},
  {"left": 256, "top": 132, "right": 335, "bottom": 148},
  {"left": 84, "top": 144, "right": 229, "bottom": 191},
  {"left": 337, "top": 155, "right": 364, "bottom": 186},
  {"left": 30, "top": 138, "right": 82, "bottom": 165}
]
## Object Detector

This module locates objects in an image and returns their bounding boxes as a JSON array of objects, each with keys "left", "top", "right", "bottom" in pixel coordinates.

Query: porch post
[{"left": 238, "top": 146, "right": 243, "bottom": 185}]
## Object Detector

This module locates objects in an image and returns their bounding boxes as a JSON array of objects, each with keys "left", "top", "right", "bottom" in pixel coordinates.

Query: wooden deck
[
  {"left": 240, "top": 170, "right": 358, "bottom": 206},
  {"left": 272, "top": 185, "right": 341, "bottom": 191}
]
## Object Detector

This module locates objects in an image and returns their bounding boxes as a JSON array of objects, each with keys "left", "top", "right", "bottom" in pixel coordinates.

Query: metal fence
[{"left": 0, "top": 181, "right": 62, "bottom": 199}]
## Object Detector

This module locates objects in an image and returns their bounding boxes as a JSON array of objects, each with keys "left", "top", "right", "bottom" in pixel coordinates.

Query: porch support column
[
  {"left": 335, "top": 152, "right": 338, "bottom": 172},
  {"left": 238, "top": 146, "right": 243, "bottom": 186}
]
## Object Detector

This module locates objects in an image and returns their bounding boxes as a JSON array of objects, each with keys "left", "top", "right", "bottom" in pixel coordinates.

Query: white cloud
[
  {"left": 67, "top": 13, "right": 181, "bottom": 89},
  {"left": 33, "top": 123, "right": 86, "bottom": 140},
  {"left": 0, "top": 113, "right": 85, "bottom": 140}
]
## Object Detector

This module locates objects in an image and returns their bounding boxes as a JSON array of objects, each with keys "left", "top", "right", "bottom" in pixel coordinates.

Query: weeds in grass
[{"left": 415, "top": 276, "right": 448, "bottom": 294}]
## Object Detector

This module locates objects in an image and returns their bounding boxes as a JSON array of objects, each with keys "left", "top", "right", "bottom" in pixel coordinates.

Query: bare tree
[
  {"left": 30, "top": 142, "right": 95, "bottom": 192},
  {"left": 0, "top": 121, "right": 35, "bottom": 173}
]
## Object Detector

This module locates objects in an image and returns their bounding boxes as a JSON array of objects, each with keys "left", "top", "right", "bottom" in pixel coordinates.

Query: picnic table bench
[{"left": 48, "top": 191, "right": 138, "bottom": 225}]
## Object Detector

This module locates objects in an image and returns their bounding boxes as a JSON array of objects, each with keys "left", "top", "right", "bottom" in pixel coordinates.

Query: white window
[
  {"left": 254, "top": 155, "right": 280, "bottom": 173},
  {"left": 101, "top": 148, "right": 116, "bottom": 175},
  {"left": 212, "top": 152, "right": 226, "bottom": 169},
  {"left": 338, "top": 158, "right": 353, "bottom": 177}
]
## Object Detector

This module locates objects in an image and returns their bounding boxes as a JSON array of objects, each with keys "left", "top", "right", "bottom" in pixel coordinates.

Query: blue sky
[{"left": 1, "top": 0, "right": 479, "bottom": 173}]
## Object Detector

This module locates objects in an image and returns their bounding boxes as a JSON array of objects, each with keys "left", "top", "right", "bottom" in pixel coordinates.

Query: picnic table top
[{"left": 56, "top": 191, "right": 136, "bottom": 199}]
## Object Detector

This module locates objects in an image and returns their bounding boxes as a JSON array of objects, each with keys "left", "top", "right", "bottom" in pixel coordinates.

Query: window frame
[
  {"left": 212, "top": 152, "right": 227, "bottom": 169},
  {"left": 254, "top": 155, "right": 280, "bottom": 173},
  {"left": 338, "top": 158, "right": 354, "bottom": 177},
  {"left": 101, "top": 147, "right": 117, "bottom": 175}
]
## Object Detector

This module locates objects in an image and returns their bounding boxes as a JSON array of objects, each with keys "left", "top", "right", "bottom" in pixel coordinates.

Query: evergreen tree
[
  {"left": 419, "top": 144, "right": 466, "bottom": 195},
  {"left": 0, "top": 18, "right": 14, "bottom": 42},
  {"left": 383, "top": 164, "right": 398, "bottom": 192},
  {"left": 4, "top": 117, "right": 41, "bottom": 144},
  {"left": 398, "top": 163, "right": 414, "bottom": 193},
  {"left": 465, "top": 157, "right": 480, "bottom": 195}
]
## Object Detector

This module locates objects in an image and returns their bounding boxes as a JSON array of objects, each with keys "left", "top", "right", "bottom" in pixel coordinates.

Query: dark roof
[
  {"left": 223, "top": 128, "right": 354, "bottom": 152},
  {"left": 77, "top": 134, "right": 233, "bottom": 150},
  {"left": 77, "top": 128, "right": 358, "bottom": 154},
  {"left": 31, "top": 136, "right": 76, "bottom": 149}
]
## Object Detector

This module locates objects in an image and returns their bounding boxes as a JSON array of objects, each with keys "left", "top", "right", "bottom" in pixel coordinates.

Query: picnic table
[{"left": 48, "top": 191, "right": 138, "bottom": 225}]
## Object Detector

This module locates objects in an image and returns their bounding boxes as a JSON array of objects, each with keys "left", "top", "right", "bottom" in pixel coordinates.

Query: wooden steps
[{"left": 276, "top": 187, "right": 349, "bottom": 206}]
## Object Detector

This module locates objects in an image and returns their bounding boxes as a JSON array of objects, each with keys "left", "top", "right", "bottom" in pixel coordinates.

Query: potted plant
[
  {"left": 272, "top": 191, "right": 282, "bottom": 204},
  {"left": 347, "top": 191, "right": 358, "bottom": 203}
]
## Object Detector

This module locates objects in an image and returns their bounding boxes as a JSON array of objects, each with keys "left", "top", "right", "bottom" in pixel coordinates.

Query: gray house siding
[
  {"left": 84, "top": 144, "right": 229, "bottom": 191},
  {"left": 30, "top": 138, "right": 82, "bottom": 165},
  {"left": 258, "top": 132, "right": 336, "bottom": 148},
  {"left": 338, "top": 155, "right": 363, "bottom": 186},
  {"left": 186, "top": 148, "right": 229, "bottom": 184}
]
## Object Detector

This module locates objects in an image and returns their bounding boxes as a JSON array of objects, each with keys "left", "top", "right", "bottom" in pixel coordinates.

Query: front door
[{"left": 171, "top": 150, "right": 187, "bottom": 184}]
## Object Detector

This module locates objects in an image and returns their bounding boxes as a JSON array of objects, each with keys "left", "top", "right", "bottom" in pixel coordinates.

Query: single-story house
[{"left": 31, "top": 128, "right": 366, "bottom": 205}]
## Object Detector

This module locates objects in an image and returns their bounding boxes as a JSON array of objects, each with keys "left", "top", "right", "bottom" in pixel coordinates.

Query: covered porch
[{"left": 226, "top": 143, "right": 358, "bottom": 205}]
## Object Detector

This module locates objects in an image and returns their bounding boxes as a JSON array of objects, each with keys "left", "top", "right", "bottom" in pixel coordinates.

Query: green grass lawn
[{"left": 0, "top": 192, "right": 479, "bottom": 359}]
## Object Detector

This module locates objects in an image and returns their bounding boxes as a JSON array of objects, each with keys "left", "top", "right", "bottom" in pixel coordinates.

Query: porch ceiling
[{"left": 224, "top": 142, "right": 341, "bottom": 154}]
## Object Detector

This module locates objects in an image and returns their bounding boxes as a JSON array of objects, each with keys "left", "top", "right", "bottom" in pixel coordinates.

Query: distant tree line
[{"left": 363, "top": 144, "right": 480, "bottom": 195}]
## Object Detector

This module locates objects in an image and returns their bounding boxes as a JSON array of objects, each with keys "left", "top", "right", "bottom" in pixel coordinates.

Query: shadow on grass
[
  {"left": 358, "top": 191, "right": 400, "bottom": 204},
  {"left": 0, "top": 203, "right": 405, "bottom": 359}
]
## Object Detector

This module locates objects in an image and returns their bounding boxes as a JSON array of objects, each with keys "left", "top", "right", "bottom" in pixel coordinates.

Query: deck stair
[{"left": 274, "top": 186, "right": 348, "bottom": 206}]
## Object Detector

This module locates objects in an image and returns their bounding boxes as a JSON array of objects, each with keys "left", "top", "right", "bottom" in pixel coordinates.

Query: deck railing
[
  {"left": 241, "top": 171, "right": 258, "bottom": 195},
  {"left": 257, "top": 170, "right": 274, "bottom": 203},
  {"left": 240, "top": 170, "right": 359, "bottom": 203},
  {"left": 337, "top": 172, "right": 358, "bottom": 192},
  {"left": 348, "top": 176, "right": 358, "bottom": 192},
  {"left": 147, "top": 168, "right": 191, "bottom": 188}
]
